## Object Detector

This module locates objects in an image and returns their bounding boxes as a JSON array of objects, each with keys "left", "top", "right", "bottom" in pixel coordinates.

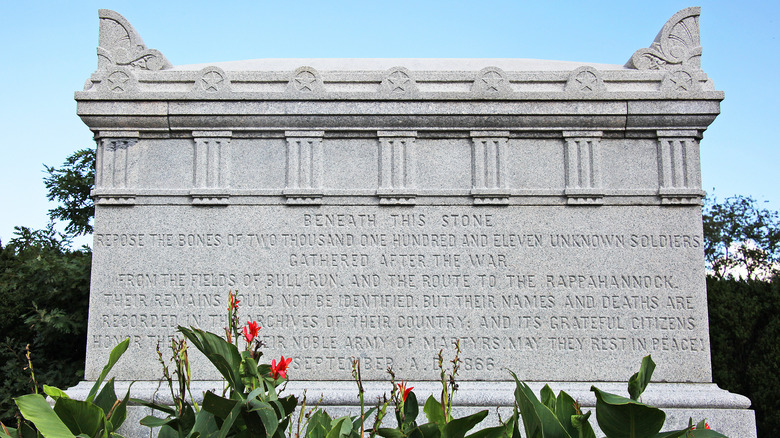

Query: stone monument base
[{"left": 67, "top": 380, "right": 755, "bottom": 438}]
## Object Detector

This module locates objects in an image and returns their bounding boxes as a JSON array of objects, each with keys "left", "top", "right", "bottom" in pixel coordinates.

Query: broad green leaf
[
  {"left": 423, "top": 396, "right": 446, "bottom": 431},
  {"left": 188, "top": 410, "right": 219, "bottom": 438},
  {"left": 0, "top": 426, "right": 15, "bottom": 438},
  {"left": 376, "top": 428, "right": 405, "bottom": 438},
  {"left": 93, "top": 378, "right": 118, "bottom": 415},
  {"left": 306, "top": 410, "right": 333, "bottom": 438},
  {"left": 179, "top": 327, "right": 244, "bottom": 394},
  {"left": 216, "top": 399, "right": 244, "bottom": 438},
  {"left": 592, "top": 386, "right": 665, "bottom": 438},
  {"left": 43, "top": 385, "right": 69, "bottom": 400},
  {"left": 18, "top": 421, "right": 38, "bottom": 438},
  {"left": 512, "top": 378, "right": 543, "bottom": 438},
  {"left": 52, "top": 397, "right": 105, "bottom": 437},
  {"left": 417, "top": 422, "right": 441, "bottom": 438},
  {"left": 441, "top": 410, "right": 488, "bottom": 438},
  {"left": 511, "top": 373, "right": 572, "bottom": 438},
  {"left": 202, "top": 392, "right": 239, "bottom": 420},
  {"left": 464, "top": 421, "right": 510, "bottom": 438},
  {"left": 87, "top": 338, "right": 130, "bottom": 403},
  {"left": 326, "top": 417, "right": 353, "bottom": 438},
  {"left": 14, "top": 394, "right": 77, "bottom": 438},
  {"left": 540, "top": 385, "right": 556, "bottom": 411},
  {"left": 278, "top": 395, "right": 298, "bottom": 417},
  {"left": 403, "top": 392, "right": 419, "bottom": 425},
  {"left": 571, "top": 412, "right": 596, "bottom": 438},
  {"left": 512, "top": 407, "right": 521, "bottom": 438},
  {"left": 158, "top": 425, "right": 180, "bottom": 438},
  {"left": 627, "top": 356, "right": 656, "bottom": 401},
  {"left": 554, "top": 390, "right": 579, "bottom": 438},
  {"left": 106, "top": 382, "right": 134, "bottom": 431},
  {"left": 650, "top": 429, "right": 689, "bottom": 438},
  {"left": 140, "top": 416, "right": 175, "bottom": 427},
  {"left": 239, "top": 407, "right": 266, "bottom": 438},
  {"left": 247, "top": 400, "right": 278, "bottom": 436},
  {"left": 130, "top": 399, "right": 176, "bottom": 415}
]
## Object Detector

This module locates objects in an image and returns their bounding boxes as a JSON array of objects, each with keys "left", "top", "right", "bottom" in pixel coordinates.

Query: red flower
[
  {"left": 271, "top": 355, "right": 292, "bottom": 379},
  {"left": 397, "top": 382, "right": 414, "bottom": 401},
  {"left": 692, "top": 422, "right": 711, "bottom": 430},
  {"left": 228, "top": 292, "right": 240, "bottom": 310},
  {"left": 243, "top": 321, "right": 260, "bottom": 343}
]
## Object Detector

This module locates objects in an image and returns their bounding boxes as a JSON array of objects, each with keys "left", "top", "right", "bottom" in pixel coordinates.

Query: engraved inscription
[{"left": 89, "top": 206, "right": 709, "bottom": 381}]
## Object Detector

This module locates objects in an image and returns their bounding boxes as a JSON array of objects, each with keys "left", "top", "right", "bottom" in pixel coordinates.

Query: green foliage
[
  {"left": 703, "top": 195, "right": 780, "bottom": 279},
  {"left": 511, "top": 372, "right": 594, "bottom": 438},
  {"left": 511, "top": 356, "right": 725, "bottom": 438},
  {"left": 708, "top": 275, "right": 780, "bottom": 437},
  {"left": 43, "top": 148, "right": 95, "bottom": 237},
  {"left": 0, "top": 225, "right": 91, "bottom": 424},
  {"left": 140, "top": 325, "right": 298, "bottom": 438},
  {"left": 376, "top": 391, "right": 492, "bottom": 438},
  {"left": 3, "top": 339, "right": 131, "bottom": 438}
]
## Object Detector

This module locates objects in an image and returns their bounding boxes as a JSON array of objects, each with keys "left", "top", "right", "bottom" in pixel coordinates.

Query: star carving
[
  {"left": 480, "top": 71, "right": 504, "bottom": 93},
  {"left": 201, "top": 71, "right": 224, "bottom": 93},
  {"left": 574, "top": 71, "right": 598, "bottom": 92},
  {"left": 668, "top": 71, "right": 693, "bottom": 92},
  {"left": 107, "top": 71, "right": 130, "bottom": 93},
  {"left": 294, "top": 71, "right": 317, "bottom": 92},
  {"left": 387, "top": 71, "right": 411, "bottom": 93}
]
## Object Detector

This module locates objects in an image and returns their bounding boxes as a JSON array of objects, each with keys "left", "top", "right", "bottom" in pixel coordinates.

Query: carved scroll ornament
[
  {"left": 97, "top": 9, "right": 171, "bottom": 71},
  {"left": 626, "top": 7, "right": 702, "bottom": 71}
]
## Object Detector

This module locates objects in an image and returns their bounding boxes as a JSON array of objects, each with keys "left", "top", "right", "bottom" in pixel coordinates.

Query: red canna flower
[
  {"left": 243, "top": 321, "right": 260, "bottom": 343},
  {"left": 397, "top": 381, "right": 414, "bottom": 402},
  {"left": 271, "top": 355, "right": 292, "bottom": 379}
]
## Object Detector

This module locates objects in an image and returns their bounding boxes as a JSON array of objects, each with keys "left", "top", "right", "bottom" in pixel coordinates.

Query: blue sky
[{"left": 1, "top": 1, "right": 778, "bottom": 247}]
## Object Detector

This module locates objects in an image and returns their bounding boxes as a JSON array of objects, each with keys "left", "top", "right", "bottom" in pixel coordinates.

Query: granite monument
[{"left": 72, "top": 8, "right": 756, "bottom": 437}]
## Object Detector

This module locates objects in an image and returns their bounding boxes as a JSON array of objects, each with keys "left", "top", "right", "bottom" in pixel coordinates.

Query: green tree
[
  {"left": 707, "top": 276, "right": 780, "bottom": 437},
  {"left": 0, "top": 149, "right": 95, "bottom": 424},
  {"left": 43, "top": 148, "right": 95, "bottom": 237},
  {"left": 702, "top": 195, "right": 780, "bottom": 280}
]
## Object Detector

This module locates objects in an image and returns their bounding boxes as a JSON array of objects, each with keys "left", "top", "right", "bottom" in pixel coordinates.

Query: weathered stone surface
[{"left": 72, "top": 8, "right": 756, "bottom": 437}]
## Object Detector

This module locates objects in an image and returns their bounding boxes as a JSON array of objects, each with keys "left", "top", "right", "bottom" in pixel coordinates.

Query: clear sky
[{"left": 1, "top": 1, "right": 778, "bottom": 247}]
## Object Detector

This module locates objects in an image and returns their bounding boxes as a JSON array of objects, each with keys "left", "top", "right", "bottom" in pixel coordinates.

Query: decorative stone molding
[
  {"left": 379, "top": 67, "right": 419, "bottom": 97},
  {"left": 656, "top": 130, "right": 703, "bottom": 205},
  {"left": 96, "top": 9, "right": 171, "bottom": 71},
  {"left": 661, "top": 68, "right": 701, "bottom": 94},
  {"left": 284, "top": 131, "right": 324, "bottom": 205},
  {"left": 377, "top": 131, "right": 417, "bottom": 205},
  {"left": 287, "top": 67, "right": 324, "bottom": 95},
  {"left": 470, "top": 131, "right": 510, "bottom": 205},
  {"left": 471, "top": 67, "right": 511, "bottom": 97},
  {"left": 194, "top": 66, "right": 231, "bottom": 95},
  {"left": 626, "top": 7, "right": 702, "bottom": 71},
  {"left": 565, "top": 67, "right": 605, "bottom": 94},
  {"left": 96, "top": 67, "right": 137, "bottom": 94},
  {"left": 94, "top": 131, "right": 139, "bottom": 205},
  {"left": 563, "top": 131, "right": 604, "bottom": 205},
  {"left": 191, "top": 131, "right": 231, "bottom": 205}
]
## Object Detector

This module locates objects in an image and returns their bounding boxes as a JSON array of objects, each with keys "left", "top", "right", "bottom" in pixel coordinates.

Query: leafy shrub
[
  {"left": 708, "top": 275, "right": 780, "bottom": 437},
  {"left": 0, "top": 226, "right": 91, "bottom": 424}
]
